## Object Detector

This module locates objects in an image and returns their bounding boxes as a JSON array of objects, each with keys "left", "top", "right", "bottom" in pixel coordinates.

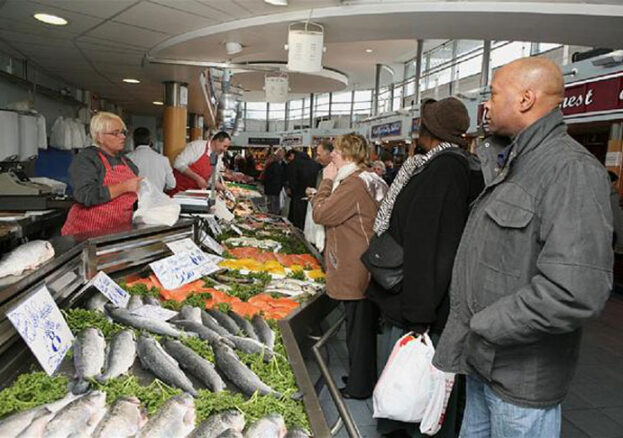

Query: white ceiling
[{"left": 0, "top": 0, "right": 622, "bottom": 117}]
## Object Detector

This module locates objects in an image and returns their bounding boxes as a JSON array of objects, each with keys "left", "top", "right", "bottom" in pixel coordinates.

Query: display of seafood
[
  {"left": 224, "top": 237, "right": 282, "bottom": 252},
  {"left": 0, "top": 240, "right": 55, "bottom": 279}
]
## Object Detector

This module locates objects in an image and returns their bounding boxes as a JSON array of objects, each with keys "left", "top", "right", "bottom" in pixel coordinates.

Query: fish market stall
[{"left": 0, "top": 197, "right": 337, "bottom": 436}]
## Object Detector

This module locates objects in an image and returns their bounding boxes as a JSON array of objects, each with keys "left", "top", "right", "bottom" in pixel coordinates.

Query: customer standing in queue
[
  {"left": 367, "top": 97, "right": 484, "bottom": 437},
  {"left": 169, "top": 131, "right": 231, "bottom": 195},
  {"left": 312, "top": 133, "right": 388, "bottom": 400},
  {"left": 287, "top": 149, "right": 322, "bottom": 229},
  {"left": 434, "top": 57, "right": 613, "bottom": 437},
  {"left": 127, "top": 127, "right": 175, "bottom": 192},
  {"left": 262, "top": 152, "right": 284, "bottom": 215},
  {"left": 62, "top": 112, "right": 141, "bottom": 236}
]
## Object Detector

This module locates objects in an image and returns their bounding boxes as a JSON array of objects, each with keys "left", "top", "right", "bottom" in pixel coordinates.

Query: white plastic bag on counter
[{"left": 133, "top": 179, "right": 180, "bottom": 226}]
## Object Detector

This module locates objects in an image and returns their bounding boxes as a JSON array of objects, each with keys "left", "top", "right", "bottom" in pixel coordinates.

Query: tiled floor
[{"left": 314, "top": 295, "right": 623, "bottom": 437}]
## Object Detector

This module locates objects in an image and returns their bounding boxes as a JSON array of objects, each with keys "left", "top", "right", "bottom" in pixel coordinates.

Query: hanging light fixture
[
  {"left": 264, "top": 72, "right": 289, "bottom": 103},
  {"left": 285, "top": 21, "right": 325, "bottom": 73}
]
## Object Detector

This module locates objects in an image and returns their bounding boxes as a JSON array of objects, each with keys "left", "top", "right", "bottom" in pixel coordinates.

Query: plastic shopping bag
[
  {"left": 373, "top": 332, "right": 436, "bottom": 423},
  {"left": 419, "top": 367, "right": 455, "bottom": 435},
  {"left": 133, "top": 179, "right": 181, "bottom": 227},
  {"left": 303, "top": 202, "right": 325, "bottom": 252}
]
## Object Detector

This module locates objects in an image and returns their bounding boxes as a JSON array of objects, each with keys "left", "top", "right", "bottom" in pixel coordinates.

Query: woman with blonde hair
[
  {"left": 312, "top": 132, "right": 388, "bottom": 399},
  {"left": 61, "top": 111, "right": 142, "bottom": 236}
]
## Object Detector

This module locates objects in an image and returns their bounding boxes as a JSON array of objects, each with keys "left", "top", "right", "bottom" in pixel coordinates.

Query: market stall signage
[
  {"left": 166, "top": 238, "right": 203, "bottom": 255},
  {"left": 206, "top": 215, "right": 223, "bottom": 236},
  {"left": 7, "top": 285, "right": 74, "bottom": 375},
  {"left": 411, "top": 117, "right": 420, "bottom": 133},
  {"left": 166, "top": 238, "right": 221, "bottom": 276},
  {"left": 563, "top": 73, "right": 623, "bottom": 117},
  {"left": 150, "top": 250, "right": 217, "bottom": 290},
  {"left": 248, "top": 137, "right": 281, "bottom": 146},
  {"left": 281, "top": 135, "right": 303, "bottom": 147},
  {"left": 371, "top": 121, "right": 402, "bottom": 138},
  {"left": 92, "top": 271, "right": 130, "bottom": 308},
  {"left": 200, "top": 230, "right": 224, "bottom": 255}
]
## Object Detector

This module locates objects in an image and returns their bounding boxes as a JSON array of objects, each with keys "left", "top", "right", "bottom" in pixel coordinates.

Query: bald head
[{"left": 485, "top": 57, "right": 565, "bottom": 137}]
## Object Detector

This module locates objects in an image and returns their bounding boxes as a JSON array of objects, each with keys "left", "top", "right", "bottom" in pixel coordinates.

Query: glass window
[
  {"left": 404, "top": 79, "right": 416, "bottom": 97},
  {"left": 245, "top": 101, "right": 267, "bottom": 120},
  {"left": 354, "top": 90, "right": 372, "bottom": 102},
  {"left": 268, "top": 103, "right": 285, "bottom": 121},
  {"left": 490, "top": 41, "right": 530, "bottom": 69},
  {"left": 331, "top": 91, "right": 352, "bottom": 103}
]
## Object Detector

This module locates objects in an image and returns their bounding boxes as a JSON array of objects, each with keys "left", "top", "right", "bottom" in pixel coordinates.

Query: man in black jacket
[{"left": 286, "top": 150, "right": 321, "bottom": 229}]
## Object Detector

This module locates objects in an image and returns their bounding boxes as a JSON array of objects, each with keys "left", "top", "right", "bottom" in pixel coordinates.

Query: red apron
[
  {"left": 61, "top": 151, "right": 138, "bottom": 236},
  {"left": 168, "top": 143, "right": 212, "bottom": 196}
]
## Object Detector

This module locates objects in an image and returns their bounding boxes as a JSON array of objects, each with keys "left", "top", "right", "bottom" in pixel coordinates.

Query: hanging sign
[
  {"left": 7, "top": 285, "right": 74, "bottom": 375},
  {"left": 371, "top": 121, "right": 402, "bottom": 138},
  {"left": 562, "top": 73, "right": 623, "bottom": 117}
]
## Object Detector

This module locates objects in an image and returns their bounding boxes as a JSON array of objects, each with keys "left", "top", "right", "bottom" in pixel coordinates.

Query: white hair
[
  {"left": 373, "top": 160, "right": 386, "bottom": 172},
  {"left": 90, "top": 111, "right": 126, "bottom": 146}
]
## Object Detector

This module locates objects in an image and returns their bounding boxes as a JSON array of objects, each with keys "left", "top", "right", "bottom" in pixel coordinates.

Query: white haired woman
[{"left": 61, "top": 112, "right": 142, "bottom": 236}]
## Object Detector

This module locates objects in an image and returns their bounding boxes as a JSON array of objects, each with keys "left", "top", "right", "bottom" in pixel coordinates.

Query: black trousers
[
  {"left": 288, "top": 197, "right": 308, "bottom": 229},
  {"left": 343, "top": 298, "right": 379, "bottom": 398}
]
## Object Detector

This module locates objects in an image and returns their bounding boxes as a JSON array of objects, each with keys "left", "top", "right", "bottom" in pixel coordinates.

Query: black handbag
[{"left": 361, "top": 231, "right": 403, "bottom": 293}]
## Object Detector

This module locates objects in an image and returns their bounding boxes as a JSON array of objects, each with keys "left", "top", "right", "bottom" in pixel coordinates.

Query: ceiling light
[
  {"left": 264, "top": 0, "right": 288, "bottom": 5},
  {"left": 122, "top": 78, "right": 140, "bottom": 84},
  {"left": 225, "top": 42, "right": 243, "bottom": 55},
  {"left": 33, "top": 13, "right": 68, "bottom": 26},
  {"left": 153, "top": 101, "right": 164, "bottom": 106},
  {"left": 365, "top": 49, "right": 373, "bottom": 53}
]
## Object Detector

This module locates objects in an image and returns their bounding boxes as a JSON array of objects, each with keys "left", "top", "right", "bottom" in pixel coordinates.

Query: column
[
  {"left": 480, "top": 40, "right": 492, "bottom": 89},
  {"left": 414, "top": 39, "right": 423, "bottom": 105},
  {"left": 163, "top": 81, "right": 188, "bottom": 164}
]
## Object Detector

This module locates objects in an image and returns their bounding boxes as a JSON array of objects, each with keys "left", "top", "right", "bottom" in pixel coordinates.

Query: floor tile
[
  {"left": 601, "top": 407, "right": 623, "bottom": 428},
  {"left": 562, "top": 419, "right": 590, "bottom": 438},
  {"left": 564, "top": 409, "right": 623, "bottom": 438}
]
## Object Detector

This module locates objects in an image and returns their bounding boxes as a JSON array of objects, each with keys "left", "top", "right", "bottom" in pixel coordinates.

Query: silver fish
[
  {"left": 173, "top": 305, "right": 203, "bottom": 324},
  {"left": 0, "top": 407, "right": 49, "bottom": 438},
  {"left": 190, "top": 410, "right": 245, "bottom": 438},
  {"left": 136, "top": 394, "right": 195, "bottom": 438},
  {"left": 213, "top": 341, "right": 280, "bottom": 397},
  {"left": 251, "top": 315, "right": 275, "bottom": 350},
  {"left": 284, "top": 427, "right": 310, "bottom": 438},
  {"left": 0, "top": 240, "right": 54, "bottom": 279},
  {"left": 244, "top": 414, "right": 287, "bottom": 438},
  {"left": 201, "top": 310, "right": 232, "bottom": 337},
  {"left": 17, "top": 408, "right": 54, "bottom": 438},
  {"left": 144, "top": 295, "right": 161, "bottom": 307},
  {"left": 92, "top": 396, "right": 147, "bottom": 438},
  {"left": 217, "top": 429, "right": 244, "bottom": 438},
  {"left": 224, "top": 335, "right": 276, "bottom": 362},
  {"left": 136, "top": 335, "right": 197, "bottom": 396},
  {"left": 86, "top": 293, "right": 110, "bottom": 313},
  {"left": 163, "top": 339, "right": 226, "bottom": 392},
  {"left": 127, "top": 295, "right": 144, "bottom": 312},
  {"left": 107, "top": 305, "right": 186, "bottom": 338},
  {"left": 99, "top": 330, "right": 136, "bottom": 381},
  {"left": 175, "top": 320, "right": 232, "bottom": 347},
  {"left": 43, "top": 391, "right": 107, "bottom": 438},
  {"left": 227, "top": 311, "right": 259, "bottom": 341},
  {"left": 206, "top": 309, "right": 241, "bottom": 336},
  {"left": 73, "top": 328, "right": 106, "bottom": 394}
]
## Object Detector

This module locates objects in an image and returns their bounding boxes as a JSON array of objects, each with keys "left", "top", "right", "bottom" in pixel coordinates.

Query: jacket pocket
[
  {"left": 464, "top": 331, "right": 496, "bottom": 382},
  {"left": 484, "top": 199, "right": 534, "bottom": 229}
]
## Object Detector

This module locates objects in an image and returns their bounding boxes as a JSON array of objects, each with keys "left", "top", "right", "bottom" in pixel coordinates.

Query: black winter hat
[{"left": 420, "top": 97, "right": 470, "bottom": 147}]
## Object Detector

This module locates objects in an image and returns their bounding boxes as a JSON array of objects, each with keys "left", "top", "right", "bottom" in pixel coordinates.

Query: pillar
[
  {"left": 163, "top": 81, "right": 188, "bottom": 165},
  {"left": 188, "top": 113, "right": 203, "bottom": 141}
]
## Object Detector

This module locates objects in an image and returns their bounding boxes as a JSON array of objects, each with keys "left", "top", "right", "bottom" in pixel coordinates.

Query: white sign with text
[
  {"left": 150, "top": 250, "right": 216, "bottom": 289},
  {"left": 92, "top": 271, "right": 130, "bottom": 308},
  {"left": 200, "top": 230, "right": 224, "bottom": 255}
]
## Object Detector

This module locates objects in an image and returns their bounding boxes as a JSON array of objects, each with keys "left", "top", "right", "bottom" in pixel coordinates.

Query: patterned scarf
[{"left": 373, "top": 142, "right": 458, "bottom": 235}]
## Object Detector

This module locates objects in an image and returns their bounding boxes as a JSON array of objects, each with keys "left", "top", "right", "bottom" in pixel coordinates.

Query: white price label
[
  {"left": 131, "top": 305, "right": 178, "bottom": 321},
  {"left": 7, "top": 285, "right": 74, "bottom": 375},
  {"left": 200, "top": 230, "right": 224, "bottom": 255},
  {"left": 92, "top": 272, "right": 130, "bottom": 308},
  {"left": 149, "top": 251, "right": 207, "bottom": 290},
  {"left": 206, "top": 215, "right": 222, "bottom": 236},
  {"left": 606, "top": 152, "right": 623, "bottom": 167},
  {"left": 230, "top": 224, "right": 243, "bottom": 236},
  {"left": 166, "top": 238, "right": 203, "bottom": 255}
]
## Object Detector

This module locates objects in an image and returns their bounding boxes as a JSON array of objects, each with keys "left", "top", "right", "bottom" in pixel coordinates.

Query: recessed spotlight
[
  {"left": 122, "top": 78, "right": 140, "bottom": 84},
  {"left": 153, "top": 101, "right": 164, "bottom": 106},
  {"left": 264, "top": 0, "right": 288, "bottom": 5},
  {"left": 365, "top": 49, "right": 373, "bottom": 53},
  {"left": 33, "top": 13, "right": 68, "bottom": 26}
]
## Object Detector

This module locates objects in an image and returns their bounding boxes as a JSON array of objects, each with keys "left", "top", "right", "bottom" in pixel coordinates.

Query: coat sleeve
[
  {"left": 69, "top": 150, "right": 110, "bottom": 207},
  {"left": 399, "top": 157, "right": 470, "bottom": 326},
  {"left": 312, "top": 178, "right": 360, "bottom": 226},
  {"left": 470, "top": 160, "right": 614, "bottom": 346}
]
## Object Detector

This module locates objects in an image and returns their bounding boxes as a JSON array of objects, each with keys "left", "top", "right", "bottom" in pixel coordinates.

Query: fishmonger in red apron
[
  {"left": 168, "top": 143, "right": 212, "bottom": 196},
  {"left": 62, "top": 151, "right": 138, "bottom": 236}
]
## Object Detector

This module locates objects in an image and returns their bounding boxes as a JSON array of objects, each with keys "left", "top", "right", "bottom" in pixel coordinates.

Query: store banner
[
  {"left": 372, "top": 121, "right": 402, "bottom": 138},
  {"left": 282, "top": 135, "right": 303, "bottom": 147},
  {"left": 563, "top": 74, "right": 623, "bottom": 116},
  {"left": 411, "top": 117, "right": 420, "bottom": 133},
  {"left": 248, "top": 137, "right": 281, "bottom": 146}
]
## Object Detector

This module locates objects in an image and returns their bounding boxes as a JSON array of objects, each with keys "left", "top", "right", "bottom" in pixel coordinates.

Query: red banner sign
[{"left": 562, "top": 74, "right": 623, "bottom": 116}]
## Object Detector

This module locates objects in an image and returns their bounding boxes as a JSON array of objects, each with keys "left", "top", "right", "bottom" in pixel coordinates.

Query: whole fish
[
  {"left": 127, "top": 295, "right": 144, "bottom": 312},
  {"left": 174, "top": 320, "right": 232, "bottom": 347},
  {"left": 73, "top": 328, "right": 106, "bottom": 394},
  {"left": 43, "top": 391, "right": 107, "bottom": 438},
  {"left": 213, "top": 341, "right": 280, "bottom": 397},
  {"left": 136, "top": 393, "right": 195, "bottom": 438},
  {"left": 217, "top": 429, "right": 244, "bottom": 438},
  {"left": 86, "top": 293, "right": 109, "bottom": 313},
  {"left": 0, "top": 406, "right": 50, "bottom": 438},
  {"left": 136, "top": 334, "right": 197, "bottom": 396},
  {"left": 245, "top": 414, "right": 287, "bottom": 438},
  {"left": 144, "top": 295, "right": 161, "bottom": 307},
  {"left": 251, "top": 314, "right": 275, "bottom": 350},
  {"left": 107, "top": 305, "right": 186, "bottom": 338},
  {"left": 0, "top": 240, "right": 54, "bottom": 279},
  {"left": 285, "top": 427, "right": 310, "bottom": 438},
  {"left": 227, "top": 311, "right": 259, "bottom": 341},
  {"left": 17, "top": 408, "right": 54, "bottom": 437},
  {"left": 206, "top": 309, "right": 241, "bottom": 336},
  {"left": 224, "top": 335, "right": 276, "bottom": 362},
  {"left": 190, "top": 410, "right": 245, "bottom": 438},
  {"left": 92, "top": 396, "right": 147, "bottom": 438},
  {"left": 201, "top": 310, "right": 231, "bottom": 337},
  {"left": 163, "top": 339, "right": 226, "bottom": 392},
  {"left": 172, "top": 305, "right": 203, "bottom": 324},
  {"left": 99, "top": 329, "right": 136, "bottom": 381}
]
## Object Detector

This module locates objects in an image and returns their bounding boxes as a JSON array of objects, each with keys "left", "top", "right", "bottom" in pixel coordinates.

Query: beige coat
[{"left": 312, "top": 170, "right": 381, "bottom": 300}]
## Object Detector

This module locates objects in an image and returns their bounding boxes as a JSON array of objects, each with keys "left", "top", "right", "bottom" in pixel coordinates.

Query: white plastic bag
[
  {"left": 133, "top": 179, "right": 181, "bottom": 226},
  {"left": 303, "top": 202, "right": 325, "bottom": 252},
  {"left": 419, "top": 365, "right": 455, "bottom": 435},
  {"left": 373, "top": 332, "right": 436, "bottom": 423}
]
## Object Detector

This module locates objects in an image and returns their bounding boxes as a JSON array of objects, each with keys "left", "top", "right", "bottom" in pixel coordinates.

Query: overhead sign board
[{"left": 371, "top": 121, "right": 402, "bottom": 139}]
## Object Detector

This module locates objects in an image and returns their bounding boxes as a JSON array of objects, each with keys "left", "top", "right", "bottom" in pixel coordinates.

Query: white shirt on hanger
[{"left": 128, "top": 144, "right": 176, "bottom": 192}]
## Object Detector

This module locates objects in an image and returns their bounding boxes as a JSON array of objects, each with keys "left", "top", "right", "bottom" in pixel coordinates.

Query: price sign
[
  {"left": 131, "top": 305, "right": 177, "bottom": 321},
  {"left": 166, "top": 238, "right": 203, "bottom": 255},
  {"left": 92, "top": 272, "right": 130, "bottom": 308},
  {"left": 150, "top": 251, "right": 208, "bottom": 290},
  {"left": 200, "top": 230, "right": 224, "bottom": 255},
  {"left": 7, "top": 285, "right": 74, "bottom": 375}
]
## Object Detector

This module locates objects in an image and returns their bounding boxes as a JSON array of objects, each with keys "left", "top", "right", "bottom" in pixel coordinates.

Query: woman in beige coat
[{"left": 312, "top": 133, "right": 388, "bottom": 399}]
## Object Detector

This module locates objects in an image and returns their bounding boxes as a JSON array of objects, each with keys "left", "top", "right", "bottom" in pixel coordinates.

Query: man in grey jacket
[{"left": 434, "top": 57, "right": 613, "bottom": 437}]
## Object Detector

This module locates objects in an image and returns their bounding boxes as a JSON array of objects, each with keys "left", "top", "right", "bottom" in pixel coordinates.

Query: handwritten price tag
[
  {"left": 92, "top": 272, "right": 130, "bottom": 308},
  {"left": 166, "top": 238, "right": 203, "bottom": 255},
  {"left": 7, "top": 285, "right": 74, "bottom": 375},
  {"left": 150, "top": 251, "right": 209, "bottom": 290},
  {"left": 199, "top": 230, "right": 224, "bottom": 255}
]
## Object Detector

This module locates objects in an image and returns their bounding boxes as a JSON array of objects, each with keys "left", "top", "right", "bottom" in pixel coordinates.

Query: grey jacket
[{"left": 433, "top": 109, "right": 613, "bottom": 407}]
